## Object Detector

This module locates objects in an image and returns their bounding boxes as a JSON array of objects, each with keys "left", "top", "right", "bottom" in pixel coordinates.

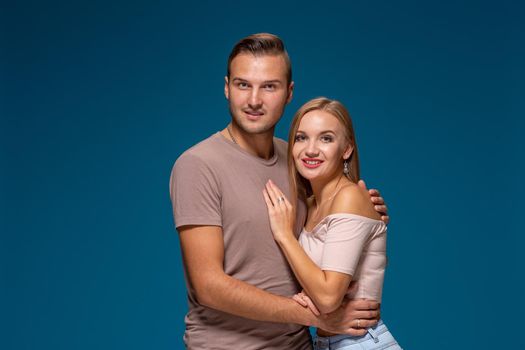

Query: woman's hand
[
  {"left": 292, "top": 291, "right": 321, "bottom": 316},
  {"left": 262, "top": 180, "right": 295, "bottom": 243}
]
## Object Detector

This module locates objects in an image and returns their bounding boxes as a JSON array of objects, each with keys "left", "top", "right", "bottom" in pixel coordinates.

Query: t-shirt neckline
[{"left": 215, "top": 131, "right": 279, "bottom": 166}]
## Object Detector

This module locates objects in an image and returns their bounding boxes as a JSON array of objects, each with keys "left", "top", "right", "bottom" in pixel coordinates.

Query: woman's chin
[
  {"left": 298, "top": 171, "right": 322, "bottom": 182},
  {"left": 297, "top": 169, "right": 314, "bottom": 180}
]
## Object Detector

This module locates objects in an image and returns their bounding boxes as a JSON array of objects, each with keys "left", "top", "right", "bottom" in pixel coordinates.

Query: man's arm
[
  {"left": 179, "top": 224, "right": 379, "bottom": 334},
  {"left": 179, "top": 224, "right": 316, "bottom": 324},
  {"left": 358, "top": 180, "right": 389, "bottom": 224}
]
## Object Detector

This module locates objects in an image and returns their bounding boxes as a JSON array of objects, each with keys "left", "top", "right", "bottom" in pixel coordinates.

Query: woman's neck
[{"left": 310, "top": 173, "right": 346, "bottom": 209}]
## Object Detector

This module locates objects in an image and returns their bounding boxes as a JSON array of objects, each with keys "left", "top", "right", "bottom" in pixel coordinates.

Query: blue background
[{"left": 2, "top": 0, "right": 523, "bottom": 349}]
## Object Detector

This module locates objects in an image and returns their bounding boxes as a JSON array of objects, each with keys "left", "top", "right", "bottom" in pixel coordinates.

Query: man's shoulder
[
  {"left": 170, "top": 134, "right": 224, "bottom": 193},
  {"left": 273, "top": 136, "right": 288, "bottom": 154},
  {"left": 177, "top": 133, "right": 223, "bottom": 163},
  {"left": 177, "top": 132, "right": 240, "bottom": 173},
  {"left": 274, "top": 136, "right": 288, "bottom": 147}
]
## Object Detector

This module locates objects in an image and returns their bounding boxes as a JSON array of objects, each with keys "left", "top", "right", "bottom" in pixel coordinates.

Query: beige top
[
  {"left": 170, "top": 132, "right": 310, "bottom": 350},
  {"left": 298, "top": 213, "right": 387, "bottom": 302}
]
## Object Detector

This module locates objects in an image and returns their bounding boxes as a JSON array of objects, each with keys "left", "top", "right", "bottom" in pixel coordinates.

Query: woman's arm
[
  {"left": 278, "top": 234, "right": 352, "bottom": 314},
  {"left": 263, "top": 180, "right": 352, "bottom": 314}
]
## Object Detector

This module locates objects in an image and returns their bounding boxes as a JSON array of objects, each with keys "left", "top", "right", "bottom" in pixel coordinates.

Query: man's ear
[
  {"left": 286, "top": 81, "right": 294, "bottom": 104},
  {"left": 224, "top": 76, "right": 230, "bottom": 99}
]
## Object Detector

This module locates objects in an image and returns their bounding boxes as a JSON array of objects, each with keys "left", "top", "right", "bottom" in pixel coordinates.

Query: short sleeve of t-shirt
[
  {"left": 169, "top": 152, "right": 222, "bottom": 228},
  {"left": 321, "top": 215, "right": 377, "bottom": 275}
]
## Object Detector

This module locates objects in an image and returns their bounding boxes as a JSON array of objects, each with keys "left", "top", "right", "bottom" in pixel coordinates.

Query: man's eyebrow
[{"left": 231, "top": 78, "right": 283, "bottom": 84}]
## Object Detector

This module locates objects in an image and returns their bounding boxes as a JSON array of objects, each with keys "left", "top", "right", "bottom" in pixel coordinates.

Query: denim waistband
[{"left": 315, "top": 320, "right": 387, "bottom": 346}]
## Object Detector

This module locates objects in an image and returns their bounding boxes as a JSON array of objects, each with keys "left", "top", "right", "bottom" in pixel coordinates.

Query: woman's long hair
[{"left": 288, "top": 97, "right": 360, "bottom": 206}]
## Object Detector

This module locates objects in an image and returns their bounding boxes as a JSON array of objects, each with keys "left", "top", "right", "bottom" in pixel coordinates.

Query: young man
[{"left": 170, "top": 33, "right": 389, "bottom": 349}]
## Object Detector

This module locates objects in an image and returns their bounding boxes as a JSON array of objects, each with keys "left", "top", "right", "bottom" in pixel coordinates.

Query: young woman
[{"left": 263, "top": 97, "right": 401, "bottom": 349}]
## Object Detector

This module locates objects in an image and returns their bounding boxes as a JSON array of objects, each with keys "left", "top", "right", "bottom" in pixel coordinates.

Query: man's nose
[{"left": 248, "top": 88, "right": 262, "bottom": 108}]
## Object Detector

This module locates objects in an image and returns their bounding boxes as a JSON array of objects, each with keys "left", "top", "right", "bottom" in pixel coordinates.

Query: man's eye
[
  {"left": 264, "top": 84, "right": 276, "bottom": 91},
  {"left": 238, "top": 82, "right": 248, "bottom": 89}
]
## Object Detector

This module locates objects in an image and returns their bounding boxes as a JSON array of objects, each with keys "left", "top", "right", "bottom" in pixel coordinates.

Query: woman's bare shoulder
[{"left": 330, "top": 182, "right": 381, "bottom": 220}]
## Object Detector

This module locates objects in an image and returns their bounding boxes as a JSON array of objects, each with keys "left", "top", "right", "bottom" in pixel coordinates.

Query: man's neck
[{"left": 221, "top": 125, "right": 275, "bottom": 160}]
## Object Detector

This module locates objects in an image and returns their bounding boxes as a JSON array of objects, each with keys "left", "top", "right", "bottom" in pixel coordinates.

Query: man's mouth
[{"left": 244, "top": 110, "right": 264, "bottom": 120}]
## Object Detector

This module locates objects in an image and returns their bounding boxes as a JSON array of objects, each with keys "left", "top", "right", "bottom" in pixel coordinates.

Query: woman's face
[{"left": 292, "top": 110, "right": 352, "bottom": 183}]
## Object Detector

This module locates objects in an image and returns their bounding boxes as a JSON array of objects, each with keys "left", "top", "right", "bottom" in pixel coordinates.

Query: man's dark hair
[{"left": 227, "top": 33, "right": 292, "bottom": 84}]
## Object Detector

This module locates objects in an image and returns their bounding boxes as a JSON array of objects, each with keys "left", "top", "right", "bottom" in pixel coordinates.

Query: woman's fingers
[
  {"left": 267, "top": 180, "right": 289, "bottom": 207},
  {"left": 266, "top": 180, "right": 282, "bottom": 205},
  {"left": 292, "top": 293, "right": 307, "bottom": 307},
  {"left": 303, "top": 295, "right": 321, "bottom": 316},
  {"left": 262, "top": 189, "right": 274, "bottom": 210},
  {"left": 292, "top": 293, "right": 320, "bottom": 316},
  {"left": 281, "top": 189, "right": 292, "bottom": 208},
  {"left": 265, "top": 181, "right": 279, "bottom": 206},
  {"left": 265, "top": 182, "right": 280, "bottom": 207}
]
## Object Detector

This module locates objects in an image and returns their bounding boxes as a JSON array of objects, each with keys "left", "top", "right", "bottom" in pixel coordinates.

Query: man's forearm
[
  {"left": 178, "top": 225, "right": 318, "bottom": 327},
  {"left": 197, "top": 271, "right": 319, "bottom": 327}
]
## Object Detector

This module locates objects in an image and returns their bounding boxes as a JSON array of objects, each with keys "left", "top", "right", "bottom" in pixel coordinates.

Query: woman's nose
[{"left": 305, "top": 141, "right": 319, "bottom": 157}]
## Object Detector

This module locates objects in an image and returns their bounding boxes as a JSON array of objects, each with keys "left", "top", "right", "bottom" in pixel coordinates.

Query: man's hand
[
  {"left": 358, "top": 179, "right": 389, "bottom": 224},
  {"left": 318, "top": 299, "right": 380, "bottom": 336}
]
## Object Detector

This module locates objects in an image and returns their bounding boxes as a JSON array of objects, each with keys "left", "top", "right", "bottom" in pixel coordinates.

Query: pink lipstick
[{"left": 302, "top": 158, "right": 323, "bottom": 169}]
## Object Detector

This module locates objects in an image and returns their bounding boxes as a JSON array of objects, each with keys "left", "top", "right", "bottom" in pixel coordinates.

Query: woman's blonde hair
[{"left": 288, "top": 97, "right": 360, "bottom": 204}]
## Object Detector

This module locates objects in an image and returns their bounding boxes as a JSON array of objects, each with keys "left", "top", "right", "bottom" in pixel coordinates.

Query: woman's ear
[{"left": 343, "top": 144, "right": 354, "bottom": 160}]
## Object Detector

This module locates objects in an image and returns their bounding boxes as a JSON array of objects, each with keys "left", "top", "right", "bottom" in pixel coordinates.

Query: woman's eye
[
  {"left": 295, "top": 135, "right": 305, "bottom": 142},
  {"left": 321, "top": 136, "right": 333, "bottom": 142}
]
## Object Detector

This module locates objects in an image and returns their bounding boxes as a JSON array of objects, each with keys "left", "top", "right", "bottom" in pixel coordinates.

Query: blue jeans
[{"left": 313, "top": 320, "right": 401, "bottom": 350}]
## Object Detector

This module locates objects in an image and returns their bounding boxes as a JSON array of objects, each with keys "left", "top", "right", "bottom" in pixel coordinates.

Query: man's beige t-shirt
[{"left": 170, "top": 132, "right": 310, "bottom": 350}]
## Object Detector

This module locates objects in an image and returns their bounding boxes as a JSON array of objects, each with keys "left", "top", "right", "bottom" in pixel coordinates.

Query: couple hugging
[{"left": 170, "top": 33, "right": 401, "bottom": 350}]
